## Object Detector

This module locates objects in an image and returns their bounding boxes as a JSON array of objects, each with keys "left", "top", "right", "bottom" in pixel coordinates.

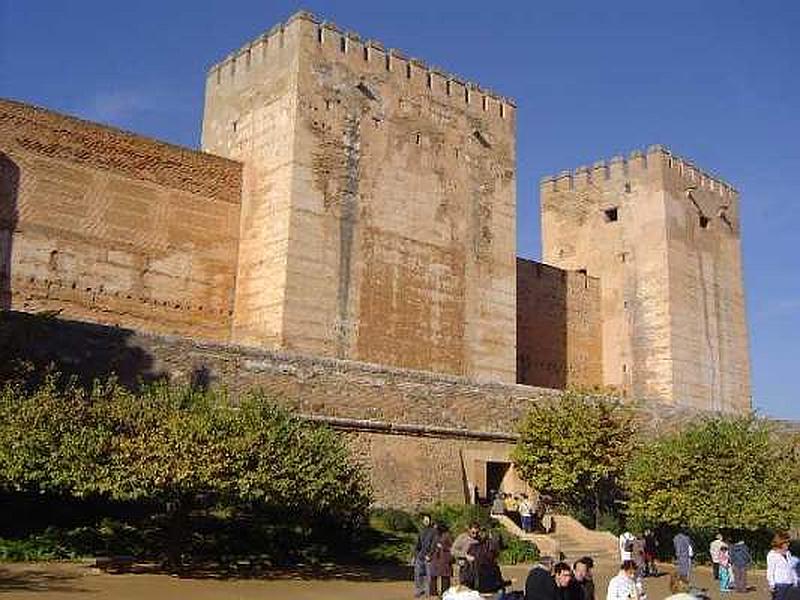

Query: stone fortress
[{"left": 0, "top": 12, "right": 750, "bottom": 506}]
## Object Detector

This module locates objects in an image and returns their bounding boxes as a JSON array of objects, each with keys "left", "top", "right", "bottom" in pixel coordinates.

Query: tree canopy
[
  {"left": 511, "top": 392, "right": 636, "bottom": 526},
  {"left": 624, "top": 415, "right": 800, "bottom": 531}
]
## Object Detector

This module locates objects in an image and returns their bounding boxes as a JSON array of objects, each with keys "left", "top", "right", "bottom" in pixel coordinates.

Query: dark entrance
[{"left": 486, "top": 461, "right": 510, "bottom": 498}]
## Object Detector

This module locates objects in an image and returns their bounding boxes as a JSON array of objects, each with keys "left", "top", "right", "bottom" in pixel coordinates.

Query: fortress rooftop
[
  {"left": 539, "top": 144, "right": 739, "bottom": 196},
  {"left": 206, "top": 10, "right": 516, "bottom": 110}
]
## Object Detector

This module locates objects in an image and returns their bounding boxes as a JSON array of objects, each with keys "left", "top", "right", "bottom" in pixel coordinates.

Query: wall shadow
[
  {"left": 0, "top": 310, "right": 166, "bottom": 390},
  {"left": 516, "top": 258, "right": 568, "bottom": 388},
  {"left": 0, "top": 153, "right": 20, "bottom": 311}
]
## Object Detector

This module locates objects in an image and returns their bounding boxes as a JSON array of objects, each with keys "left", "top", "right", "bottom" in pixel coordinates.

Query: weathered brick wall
[
  {"left": 516, "top": 258, "right": 602, "bottom": 389},
  {"left": 0, "top": 99, "right": 242, "bottom": 341},
  {"left": 204, "top": 12, "right": 517, "bottom": 383},
  {"left": 540, "top": 146, "right": 750, "bottom": 411}
]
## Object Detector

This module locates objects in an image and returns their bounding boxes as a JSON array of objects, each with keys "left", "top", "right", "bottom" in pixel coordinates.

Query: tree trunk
[
  {"left": 165, "top": 497, "right": 189, "bottom": 573},
  {"left": 594, "top": 487, "right": 601, "bottom": 530}
]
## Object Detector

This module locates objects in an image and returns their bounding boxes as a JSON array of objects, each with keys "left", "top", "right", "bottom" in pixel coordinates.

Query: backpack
[{"left": 624, "top": 537, "right": 635, "bottom": 553}]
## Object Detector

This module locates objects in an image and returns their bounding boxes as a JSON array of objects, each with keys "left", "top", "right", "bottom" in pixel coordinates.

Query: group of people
[
  {"left": 489, "top": 491, "right": 554, "bottom": 534},
  {"left": 415, "top": 514, "right": 800, "bottom": 600},
  {"left": 617, "top": 529, "right": 754, "bottom": 595},
  {"left": 414, "top": 515, "right": 597, "bottom": 600},
  {"left": 708, "top": 533, "right": 754, "bottom": 593},
  {"left": 414, "top": 516, "right": 510, "bottom": 599}
]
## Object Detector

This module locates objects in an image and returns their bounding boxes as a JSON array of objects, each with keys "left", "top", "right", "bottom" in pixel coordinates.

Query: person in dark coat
[
  {"left": 414, "top": 514, "right": 436, "bottom": 598},
  {"left": 471, "top": 534, "right": 509, "bottom": 595},
  {"left": 673, "top": 531, "right": 693, "bottom": 583},
  {"left": 553, "top": 562, "right": 579, "bottom": 600},
  {"left": 526, "top": 556, "right": 557, "bottom": 600},
  {"left": 730, "top": 539, "right": 753, "bottom": 593},
  {"left": 572, "top": 557, "right": 595, "bottom": 600},
  {"left": 429, "top": 523, "right": 454, "bottom": 596}
]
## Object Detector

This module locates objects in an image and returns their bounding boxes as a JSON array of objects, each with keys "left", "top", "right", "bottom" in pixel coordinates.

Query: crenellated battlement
[
  {"left": 206, "top": 10, "right": 515, "bottom": 121},
  {"left": 539, "top": 145, "right": 738, "bottom": 199}
]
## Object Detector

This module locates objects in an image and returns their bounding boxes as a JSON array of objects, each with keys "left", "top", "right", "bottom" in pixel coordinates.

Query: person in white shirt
[
  {"left": 767, "top": 533, "right": 798, "bottom": 600},
  {"left": 519, "top": 494, "right": 534, "bottom": 533},
  {"left": 709, "top": 533, "right": 724, "bottom": 580},
  {"left": 442, "top": 567, "right": 482, "bottom": 600},
  {"left": 619, "top": 531, "right": 635, "bottom": 562},
  {"left": 607, "top": 560, "right": 644, "bottom": 600}
]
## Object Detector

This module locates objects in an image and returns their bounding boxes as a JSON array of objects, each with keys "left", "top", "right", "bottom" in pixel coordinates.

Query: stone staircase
[{"left": 492, "top": 514, "right": 619, "bottom": 566}]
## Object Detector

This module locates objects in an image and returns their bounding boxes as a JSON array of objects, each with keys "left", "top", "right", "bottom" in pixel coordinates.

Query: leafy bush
[
  {"left": 370, "top": 508, "right": 419, "bottom": 533},
  {"left": 427, "top": 503, "right": 494, "bottom": 535},
  {"left": 0, "top": 378, "right": 372, "bottom": 568},
  {"left": 499, "top": 534, "right": 539, "bottom": 565}
]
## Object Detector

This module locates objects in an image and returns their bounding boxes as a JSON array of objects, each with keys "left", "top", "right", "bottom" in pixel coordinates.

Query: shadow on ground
[
  {"left": 115, "top": 561, "right": 411, "bottom": 583},
  {"left": 0, "top": 566, "right": 89, "bottom": 594}
]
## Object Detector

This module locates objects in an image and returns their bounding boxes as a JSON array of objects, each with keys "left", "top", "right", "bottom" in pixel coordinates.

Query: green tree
[
  {"left": 0, "top": 378, "right": 372, "bottom": 567},
  {"left": 624, "top": 416, "right": 799, "bottom": 531},
  {"left": 511, "top": 392, "right": 636, "bottom": 528}
]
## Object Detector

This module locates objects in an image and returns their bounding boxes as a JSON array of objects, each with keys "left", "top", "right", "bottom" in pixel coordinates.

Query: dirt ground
[{"left": 0, "top": 560, "right": 769, "bottom": 599}]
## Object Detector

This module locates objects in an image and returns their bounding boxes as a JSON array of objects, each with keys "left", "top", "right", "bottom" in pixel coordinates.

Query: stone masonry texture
[
  {"left": 516, "top": 258, "right": 602, "bottom": 389},
  {"left": 0, "top": 99, "right": 242, "bottom": 341},
  {"left": 540, "top": 145, "right": 750, "bottom": 411},
  {"left": 202, "top": 12, "right": 517, "bottom": 383}
]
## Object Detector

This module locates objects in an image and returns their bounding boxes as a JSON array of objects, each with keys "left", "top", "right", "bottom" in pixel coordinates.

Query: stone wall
[
  {"left": 516, "top": 258, "right": 602, "bottom": 389},
  {"left": 540, "top": 146, "right": 749, "bottom": 411},
  {"left": 0, "top": 310, "right": 551, "bottom": 507},
  {"left": 0, "top": 99, "right": 242, "bottom": 341},
  {"left": 203, "top": 12, "right": 517, "bottom": 383}
]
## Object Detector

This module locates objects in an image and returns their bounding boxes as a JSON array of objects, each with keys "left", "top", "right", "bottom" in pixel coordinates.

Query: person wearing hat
[{"left": 767, "top": 532, "right": 797, "bottom": 600}]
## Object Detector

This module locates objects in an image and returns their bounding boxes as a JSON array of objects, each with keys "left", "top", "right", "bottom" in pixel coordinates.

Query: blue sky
[{"left": 1, "top": 1, "right": 798, "bottom": 418}]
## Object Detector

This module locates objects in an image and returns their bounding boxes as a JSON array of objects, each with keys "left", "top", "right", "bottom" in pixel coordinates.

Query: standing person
[
  {"left": 619, "top": 530, "right": 636, "bottom": 563},
  {"left": 526, "top": 556, "right": 557, "bottom": 600},
  {"left": 643, "top": 529, "right": 658, "bottom": 577},
  {"left": 519, "top": 494, "right": 534, "bottom": 533},
  {"left": 414, "top": 514, "right": 437, "bottom": 598},
  {"left": 553, "top": 562, "right": 576, "bottom": 600},
  {"left": 710, "top": 533, "right": 725, "bottom": 581},
  {"left": 730, "top": 539, "right": 753, "bottom": 593},
  {"left": 542, "top": 504, "right": 554, "bottom": 534},
  {"left": 632, "top": 535, "right": 646, "bottom": 578},
  {"left": 606, "top": 560, "right": 640, "bottom": 600},
  {"left": 429, "top": 522, "right": 454, "bottom": 597},
  {"left": 491, "top": 491, "right": 505, "bottom": 516},
  {"left": 505, "top": 493, "right": 520, "bottom": 522},
  {"left": 767, "top": 533, "right": 797, "bottom": 600},
  {"left": 573, "top": 557, "right": 596, "bottom": 600},
  {"left": 472, "top": 535, "right": 509, "bottom": 596},
  {"left": 673, "top": 531, "right": 694, "bottom": 584},
  {"left": 452, "top": 521, "right": 481, "bottom": 586},
  {"left": 718, "top": 544, "right": 733, "bottom": 592},
  {"left": 531, "top": 491, "right": 541, "bottom": 532}
]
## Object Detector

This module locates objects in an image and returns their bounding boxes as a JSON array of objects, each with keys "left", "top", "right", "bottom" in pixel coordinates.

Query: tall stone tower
[
  {"left": 540, "top": 146, "right": 750, "bottom": 411},
  {"left": 202, "top": 12, "right": 517, "bottom": 382}
]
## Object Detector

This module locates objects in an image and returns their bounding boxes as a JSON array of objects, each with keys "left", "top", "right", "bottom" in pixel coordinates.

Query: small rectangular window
[
  {"left": 699, "top": 215, "right": 710, "bottom": 229},
  {"left": 603, "top": 207, "right": 619, "bottom": 222}
]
